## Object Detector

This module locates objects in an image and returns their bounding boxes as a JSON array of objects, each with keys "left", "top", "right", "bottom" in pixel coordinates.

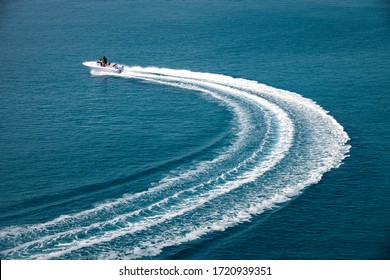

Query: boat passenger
[{"left": 102, "top": 56, "right": 108, "bottom": 67}]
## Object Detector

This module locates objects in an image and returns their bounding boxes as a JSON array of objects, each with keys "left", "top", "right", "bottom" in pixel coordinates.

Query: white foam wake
[{"left": 0, "top": 66, "right": 350, "bottom": 259}]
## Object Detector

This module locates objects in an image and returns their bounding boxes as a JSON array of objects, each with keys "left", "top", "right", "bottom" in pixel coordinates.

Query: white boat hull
[{"left": 82, "top": 61, "right": 124, "bottom": 74}]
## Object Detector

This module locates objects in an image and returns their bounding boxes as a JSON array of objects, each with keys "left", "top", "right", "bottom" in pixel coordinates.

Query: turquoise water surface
[{"left": 0, "top": 0, "right": 389, "bottom": 259}]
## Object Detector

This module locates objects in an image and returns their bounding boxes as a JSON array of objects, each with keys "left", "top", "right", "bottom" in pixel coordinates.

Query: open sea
[{"left": 0, "top": 0, "right": 389, "bottom": 260}]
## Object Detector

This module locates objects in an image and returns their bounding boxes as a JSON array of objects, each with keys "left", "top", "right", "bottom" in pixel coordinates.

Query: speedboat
[{"left": 82, "top": 61, "right": 124, "bottom": 74}]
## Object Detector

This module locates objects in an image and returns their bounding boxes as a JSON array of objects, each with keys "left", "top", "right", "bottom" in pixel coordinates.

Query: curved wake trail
[{"left": 0, "top": 66, "right": 350, "bottom": 259}]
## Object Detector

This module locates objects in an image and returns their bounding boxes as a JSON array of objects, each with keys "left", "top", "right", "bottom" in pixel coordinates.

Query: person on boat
[{"left": 102, "top": 56, "right": 108, "bottom": 67}]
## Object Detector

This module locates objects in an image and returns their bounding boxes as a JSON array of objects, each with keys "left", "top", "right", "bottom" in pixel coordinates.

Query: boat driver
[{"left": 102, "top": 56, "right": 108, "bottom": 66}]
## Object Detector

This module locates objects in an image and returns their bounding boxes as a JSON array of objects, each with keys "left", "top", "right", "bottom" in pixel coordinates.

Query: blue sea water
[{"left": 0, "top": 0, "right": 389, "bottom": 259}]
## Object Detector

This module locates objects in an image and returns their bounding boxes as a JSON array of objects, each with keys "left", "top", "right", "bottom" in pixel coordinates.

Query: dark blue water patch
[
  {"left": 0, "top": 77, "right": 235, "bottom": 227},
  {"left": 162, "top": 156, "right": 390, "bottom": 260}
]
